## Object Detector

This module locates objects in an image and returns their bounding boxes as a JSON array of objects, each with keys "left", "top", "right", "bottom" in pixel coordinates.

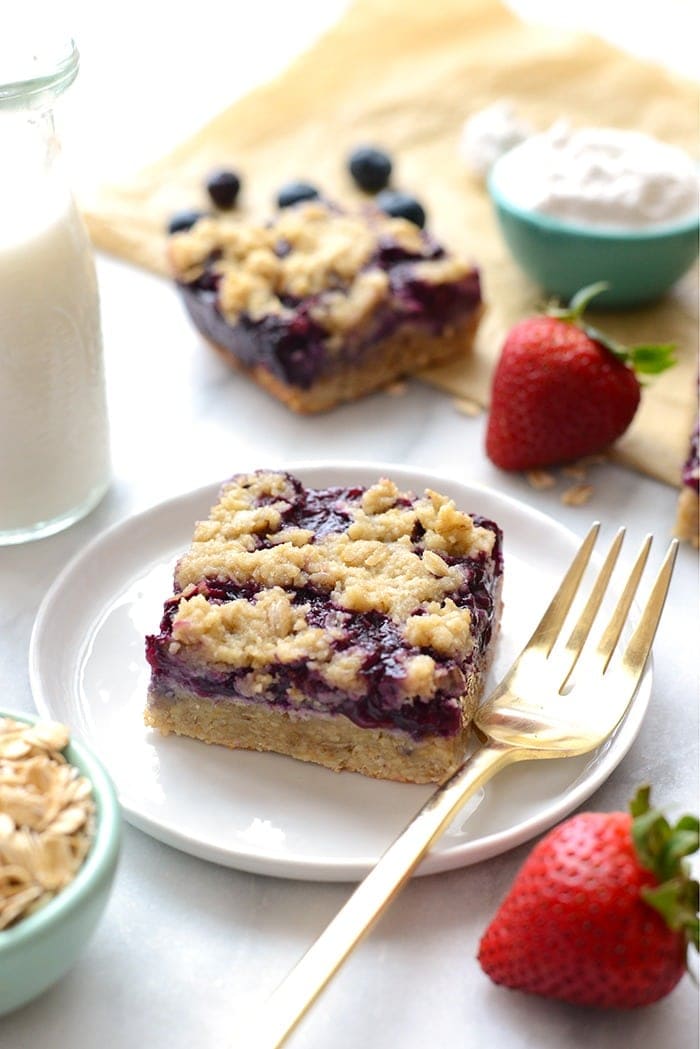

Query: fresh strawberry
[
  {"left": 478, "top": 787, "right": 699, "bottom": 1009},
  {"left": 485, "top": 283, "right": 676, "bottom": 471}
]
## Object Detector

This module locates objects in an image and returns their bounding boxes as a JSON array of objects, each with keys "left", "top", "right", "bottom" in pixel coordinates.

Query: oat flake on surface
[
  {"left": 561, "top": 483, "right": 595, "bottom": 507},
  {"left": 526, "top": 469, "right": 556, "bottom": 490}
]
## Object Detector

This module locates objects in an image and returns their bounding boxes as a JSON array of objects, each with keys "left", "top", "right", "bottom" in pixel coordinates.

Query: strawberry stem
[
  {"left": 546, "top": 285, "right": 677, "bottom": 379},
  {"left": 568, "top": 281, "right": 612, "bottom": 319},
  {"left": 630, "top": 786, "right": 700, "bottom": 952}
]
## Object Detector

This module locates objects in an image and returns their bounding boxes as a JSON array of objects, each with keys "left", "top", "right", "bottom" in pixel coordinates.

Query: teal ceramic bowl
[
  {"left": 0, "top": 711, "right": 121, "bottom": 1015},
  {"left": 488, "top": 157, "right": 699, "bottom": 309}
]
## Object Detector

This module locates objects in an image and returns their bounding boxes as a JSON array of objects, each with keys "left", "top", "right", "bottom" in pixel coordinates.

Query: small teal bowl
[
  {"left": 0, "top": 711, "right": 121, "bottom": 1015},
  {"left": 488, "top": 157, "right": 699, "bottom": 308}
]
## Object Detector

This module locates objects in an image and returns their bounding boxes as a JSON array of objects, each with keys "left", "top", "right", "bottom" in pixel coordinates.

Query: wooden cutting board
[{"left": 82, "top": 0, "right": 699, "bottom": 486}]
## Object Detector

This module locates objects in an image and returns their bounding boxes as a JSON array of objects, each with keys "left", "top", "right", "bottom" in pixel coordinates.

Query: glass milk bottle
[{"left": 0, "top": 34, "right": 111, "bottom": 544}]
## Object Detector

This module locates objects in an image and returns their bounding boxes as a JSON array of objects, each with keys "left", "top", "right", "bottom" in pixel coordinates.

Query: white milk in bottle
[{"left": 0, "top": 33, "right": 110, "bottom": 544}]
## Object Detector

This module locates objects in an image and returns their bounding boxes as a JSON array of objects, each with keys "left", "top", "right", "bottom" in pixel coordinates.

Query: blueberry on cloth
[
  {"left": 167, "top": 209, "right": 206, "bottom": 234},
  {"left": 276, "top": 181, "right": 321, "bottom": 208},
  {"left": 375, "top": 190, "right": 426, "bottom": 228},
  {"left": 348, "top": 145, "right": 392, "bottom": 192},
  {"left": 206, "top": 169, "right": 241, "bottom": 209}
]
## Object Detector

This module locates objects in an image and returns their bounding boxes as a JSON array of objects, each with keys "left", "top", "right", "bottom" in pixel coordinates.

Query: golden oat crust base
[
  {"left": 674, "top": 485, "right": 699, "bottom": 547},
  {"left": 146, "top": 681, "right": 474, "bottom": 785},
  {"left": 145, "top": 592, "right": 502, "bottom": 785},
  {"left": 205, "top": 306, "right": 483, "bottom": 414}
]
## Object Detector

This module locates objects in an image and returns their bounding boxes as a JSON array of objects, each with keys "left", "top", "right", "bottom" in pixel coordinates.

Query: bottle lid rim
[{"left": 0, "top": 36, "right": 79, "bottom": 109}]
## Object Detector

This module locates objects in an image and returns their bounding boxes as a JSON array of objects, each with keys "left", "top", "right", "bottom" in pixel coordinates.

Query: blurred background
[{"left": 57, "top": 0, "right": 698, "bottom": 194}]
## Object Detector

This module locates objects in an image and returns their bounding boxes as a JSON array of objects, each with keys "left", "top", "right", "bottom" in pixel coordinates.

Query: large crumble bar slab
[
  {"left": 168, "top": 202, "right": 483, "bottom": 413},
  {"left": 145, "top": 471, "right": 503, "bottom": 783}
]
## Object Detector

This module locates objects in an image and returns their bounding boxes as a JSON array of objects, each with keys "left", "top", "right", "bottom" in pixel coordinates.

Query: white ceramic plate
[{"left": 30, "top": 462, "right": 651, "bottom": 881}]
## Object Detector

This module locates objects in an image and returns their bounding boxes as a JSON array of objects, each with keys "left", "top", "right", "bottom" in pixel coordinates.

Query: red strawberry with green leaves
[
  {"left": 478, "top": 787, "right": 699, "bottom": 1008},
  {"left": 485, "top": 283, "right": 676, "bottom": 471}
]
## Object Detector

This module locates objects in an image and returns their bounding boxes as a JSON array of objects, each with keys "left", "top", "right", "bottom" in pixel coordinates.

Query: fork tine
[
  {"left": 596, "top": 534, "right": 653, "bottom": 672},
  {"left": 557, "top": 527, "right": 626, "bottom": 690},
  {"left": 618, "top": 538, "right": 679, "bottom": 680},
  {"left": 526, "top": 522, "right": 600, "bottom": 656}
]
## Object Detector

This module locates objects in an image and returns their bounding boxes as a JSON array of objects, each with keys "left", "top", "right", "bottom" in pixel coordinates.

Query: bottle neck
[
  {"left": 0, "top": 102, "right": 63, "bottom": 180},
  {"left": 0, "top": 104, "right": 72, "bottom": 240}
]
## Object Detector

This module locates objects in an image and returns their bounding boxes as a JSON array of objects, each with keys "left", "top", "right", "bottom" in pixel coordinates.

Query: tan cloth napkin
[{"left": 83, "top": 0, "right": 699, "bottom": 486}]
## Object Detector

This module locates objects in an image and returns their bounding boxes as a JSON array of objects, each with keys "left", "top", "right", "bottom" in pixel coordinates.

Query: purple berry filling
[
  {"left": 145, "top": 477, "right": 502, "bottom": 741},
  {"left": 178, "top": 235, "right": 481, "bottom": 389},
  {"left": 682, "top": 421, "right": 699, "bottom": 492},
  {"left": 145, "top": 555, "right": 498, "bottom": 739}
]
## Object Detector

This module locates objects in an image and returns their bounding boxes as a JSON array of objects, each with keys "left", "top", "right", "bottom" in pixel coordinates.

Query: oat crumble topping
[
  {"left": 166, "top": 472, "right": 497, "bottom": 699},
  {"left": 168, "top": 201, "right": 475, "bottom": 331}
]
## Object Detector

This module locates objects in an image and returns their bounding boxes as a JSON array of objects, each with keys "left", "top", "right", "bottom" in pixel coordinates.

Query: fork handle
[{"left": 239, "top": 740, "right": 516, "bottom": 1049}]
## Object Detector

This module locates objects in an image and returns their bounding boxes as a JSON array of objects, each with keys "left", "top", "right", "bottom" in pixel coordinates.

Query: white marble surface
[{"left": 2, "top": 3, "right": 699, "bottom": 1048}]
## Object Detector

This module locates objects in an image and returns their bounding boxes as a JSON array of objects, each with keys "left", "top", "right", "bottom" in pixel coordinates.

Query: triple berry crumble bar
[
  {"left": 168, "top": 201, "right": 483, "bottom": 413},
  {"left": 144, "top": 471, "right": 503, "bottom": 783},
  {"left": 675, "top": 414, "right": 699, "bottom": 547}
]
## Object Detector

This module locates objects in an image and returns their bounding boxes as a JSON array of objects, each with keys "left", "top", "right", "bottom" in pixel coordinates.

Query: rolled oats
[{"left": 0, "top": 716, "right": 95, "bottom": 931}]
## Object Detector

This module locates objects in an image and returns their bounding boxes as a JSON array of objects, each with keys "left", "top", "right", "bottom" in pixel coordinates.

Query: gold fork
[{"left": 238, "top": 524, "right": 679, "bottom": 1049}]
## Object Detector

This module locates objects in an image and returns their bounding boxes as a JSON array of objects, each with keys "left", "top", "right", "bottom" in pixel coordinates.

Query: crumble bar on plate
[
  {"left": 168, "top": 201, "right": 483, "bottom": 413},
  {"left": 144, "top": 471, "right": 503, "bottom": 783}
]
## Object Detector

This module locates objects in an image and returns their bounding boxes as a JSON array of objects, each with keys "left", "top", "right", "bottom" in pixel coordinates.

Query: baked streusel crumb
[{"left": 169, "top": 202, "right": 460, "bottom": 327}]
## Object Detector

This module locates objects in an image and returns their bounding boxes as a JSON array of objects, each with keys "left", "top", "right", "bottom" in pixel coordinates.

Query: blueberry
[
  {"left": 167, "top": 209, "right": 206, "bottom": 234},
  {"left": 206, "top": 169, "right": 241, "bottom": 209},
  {"left": 276, "top": 181, "right": 320, "bottom": 208},
  {"left": 375, "top": 190, "right": 426, "bottom": 228},
  {"left": 348, "top": 145, "right": 392, "bottom": 193}
]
